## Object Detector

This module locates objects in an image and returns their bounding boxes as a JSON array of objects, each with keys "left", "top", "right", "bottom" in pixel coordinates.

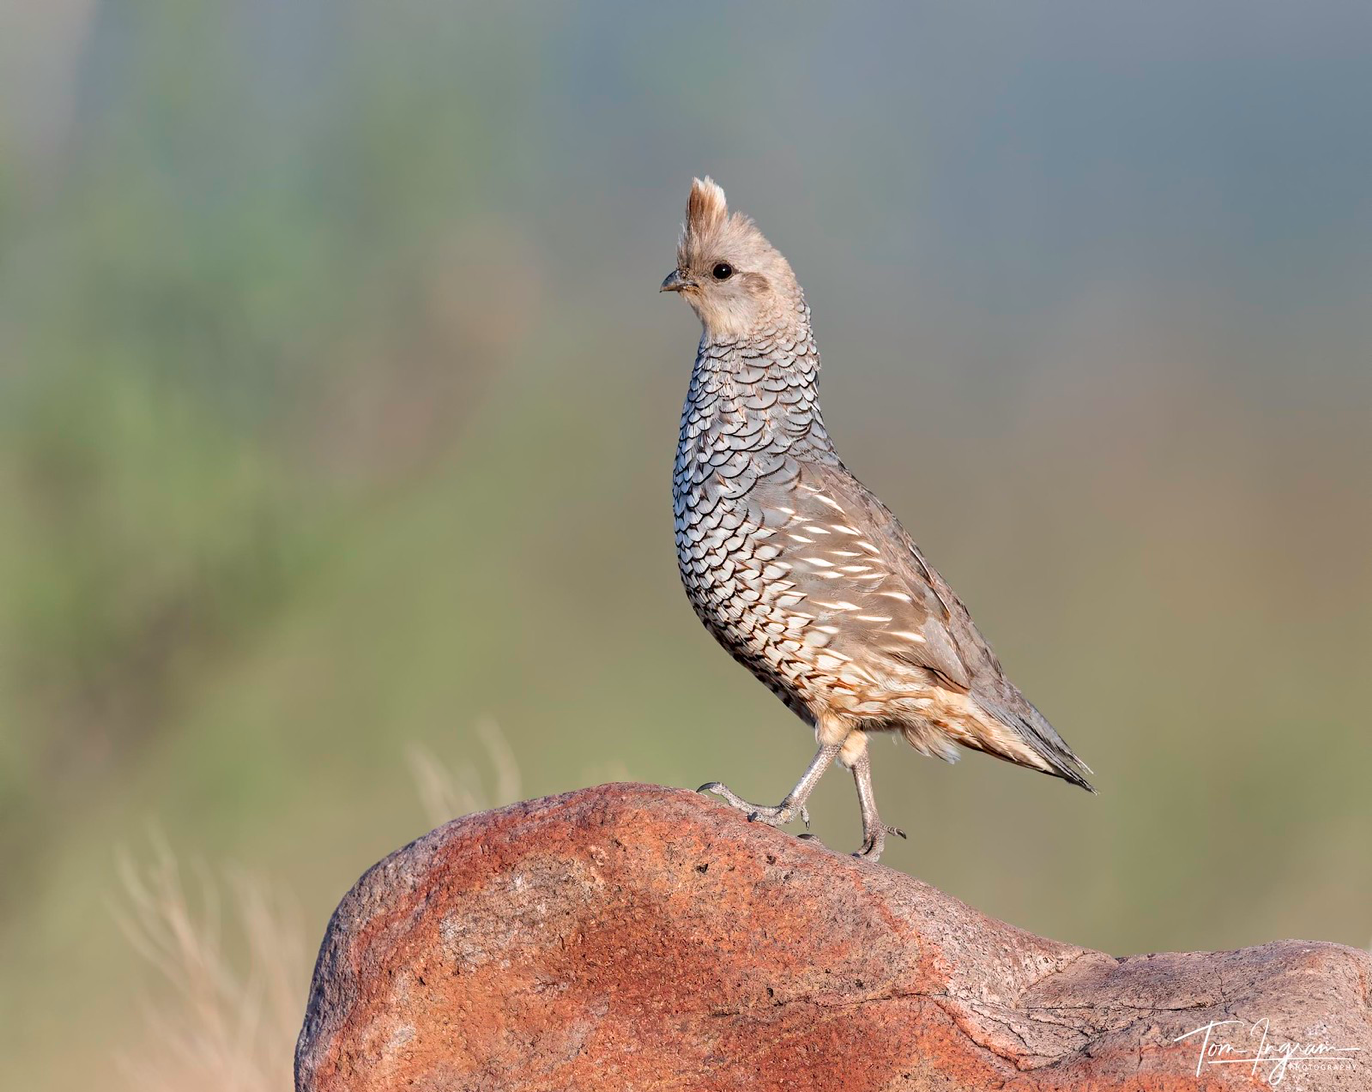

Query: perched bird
[{"left": 662, "top": 178, "right": 1093, "bottom": 861}]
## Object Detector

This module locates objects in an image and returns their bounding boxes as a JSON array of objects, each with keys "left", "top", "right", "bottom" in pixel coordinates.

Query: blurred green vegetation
[{"left": 1, "top": 3, "right": 1369, "bottom": 1088}]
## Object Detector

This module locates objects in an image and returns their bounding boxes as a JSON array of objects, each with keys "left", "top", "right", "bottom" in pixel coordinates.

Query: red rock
[{"left": 296, "top": 784, "right": 1371, "bottom": 1091}]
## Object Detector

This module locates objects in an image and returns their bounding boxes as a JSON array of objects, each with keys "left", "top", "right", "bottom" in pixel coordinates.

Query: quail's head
[{"left": 660, "top": 177, "right": 800, "bottom": 340}]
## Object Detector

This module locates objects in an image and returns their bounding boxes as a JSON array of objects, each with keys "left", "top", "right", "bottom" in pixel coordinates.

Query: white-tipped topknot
[
  {"left": 685, "top": 176, "right": 729, "bottom": 241},
  {"left": 676, "top": 176, "right": 766, "bottom": 274}
]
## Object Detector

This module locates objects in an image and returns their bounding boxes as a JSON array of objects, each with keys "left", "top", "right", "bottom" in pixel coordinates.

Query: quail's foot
[
  {"left": 697, "top": 782, "right": 810, "bottom": 828},
  {"left": 854, "top": 821, "right": 906, "bottom": 862}
]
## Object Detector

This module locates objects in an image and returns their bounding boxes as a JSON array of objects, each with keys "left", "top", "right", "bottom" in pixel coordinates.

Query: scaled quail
[{"left": 662, "top": 178, "right": 1093, "bottom": 861}]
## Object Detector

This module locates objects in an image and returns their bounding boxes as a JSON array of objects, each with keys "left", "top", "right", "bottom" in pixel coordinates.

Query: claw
[
  {"left": 799, "top": 805, "right": 811, "bottom": 830},
  {"left": 852, "top": 824, "right": 906, "bottom": 861},
  {"left": 853, "top": 826, "right": 895, "bottom": 862}
]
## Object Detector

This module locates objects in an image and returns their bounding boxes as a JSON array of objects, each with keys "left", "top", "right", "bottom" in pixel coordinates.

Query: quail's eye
[{"left": 712, "top": 262, "right": 734, "bottom": 280}]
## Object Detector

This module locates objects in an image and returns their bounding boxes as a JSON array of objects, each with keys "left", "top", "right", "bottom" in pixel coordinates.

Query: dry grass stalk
[{"left": 113, "top": 833, "right": 306, "bottom": 1092}]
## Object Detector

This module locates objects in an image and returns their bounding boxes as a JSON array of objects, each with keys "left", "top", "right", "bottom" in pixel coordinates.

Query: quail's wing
[
  {"left": 746, "top": 459, "right": 1094, "bottom": 789},
  {"left": 743, "top": 459, "right": 976, "bottom": 691}
]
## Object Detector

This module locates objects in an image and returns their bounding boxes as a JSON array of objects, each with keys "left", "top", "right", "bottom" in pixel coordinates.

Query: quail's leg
[
  {"left": 699, "top": 743, "right": 840, "bottom": 828},
  {"left": 850, "top": 748, "right": 906, "bottom": 861}
]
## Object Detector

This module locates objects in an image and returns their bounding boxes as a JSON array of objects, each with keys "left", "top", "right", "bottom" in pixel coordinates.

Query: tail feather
[{"left": 972, "top": 692, "right": 1096, "bottom": 793}]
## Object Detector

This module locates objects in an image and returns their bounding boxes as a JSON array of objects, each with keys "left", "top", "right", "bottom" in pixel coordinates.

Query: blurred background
[{"left": 2, "top": 1, "right": 1369, "bottom": 1088}]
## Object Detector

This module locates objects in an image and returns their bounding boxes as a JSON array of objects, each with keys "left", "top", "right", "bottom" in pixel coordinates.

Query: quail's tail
[{"left": 974, "top": 692, "right": 1096, "bottom": 794}]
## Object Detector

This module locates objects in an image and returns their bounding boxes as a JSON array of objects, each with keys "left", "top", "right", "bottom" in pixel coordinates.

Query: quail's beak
[{"left": 660, "top": 269, "right": 694, "bottom": 293}]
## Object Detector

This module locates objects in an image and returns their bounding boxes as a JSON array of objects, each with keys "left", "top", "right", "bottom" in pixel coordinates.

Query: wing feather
[{"left": 749, "top": 460, "right": 1094, "bottom": 791}]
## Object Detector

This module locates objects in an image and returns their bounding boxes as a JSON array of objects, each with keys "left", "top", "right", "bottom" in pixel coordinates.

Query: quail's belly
[{"left": 674, "top": 475, "right": 818, "bottom": 720}]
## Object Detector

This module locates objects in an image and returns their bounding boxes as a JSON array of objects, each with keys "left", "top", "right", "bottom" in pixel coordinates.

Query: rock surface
[{"left": 296, "top": 784, "right": 1370, "bottom": 1091}]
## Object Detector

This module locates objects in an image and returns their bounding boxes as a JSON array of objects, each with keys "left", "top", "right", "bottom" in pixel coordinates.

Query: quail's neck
[{"left": 683, "top": 298, "right": 838, "bottom": 464}]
